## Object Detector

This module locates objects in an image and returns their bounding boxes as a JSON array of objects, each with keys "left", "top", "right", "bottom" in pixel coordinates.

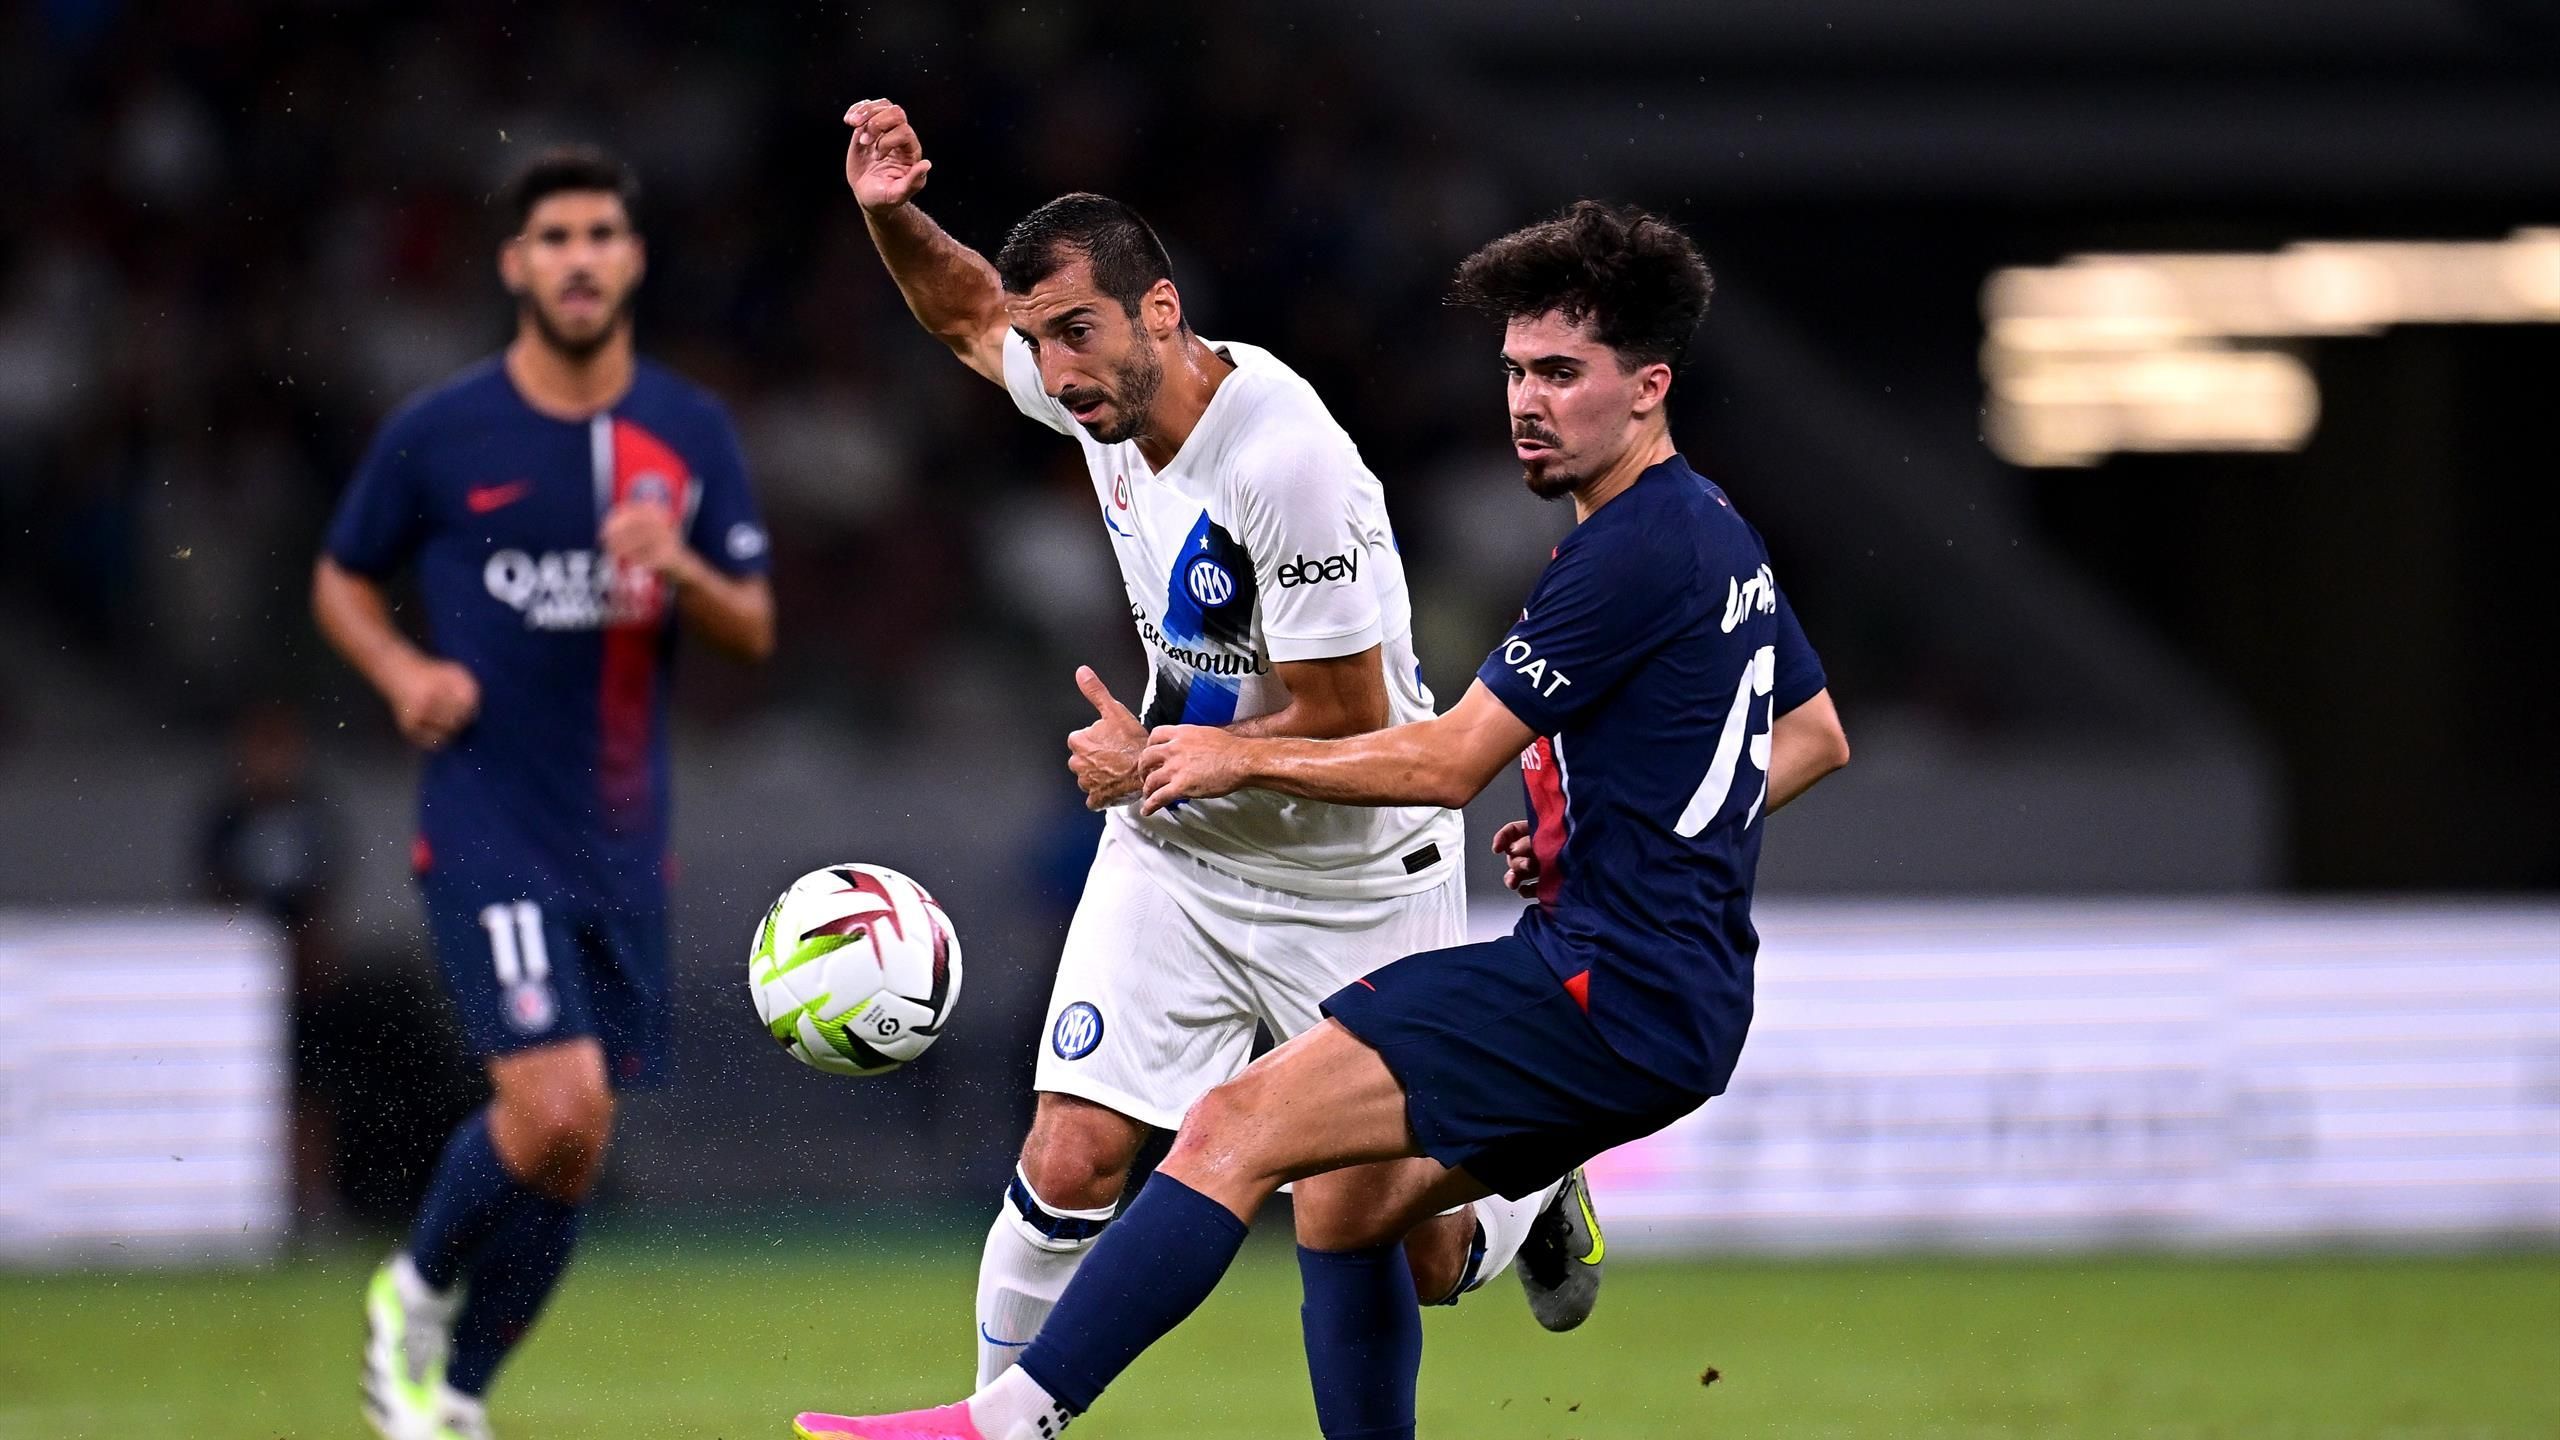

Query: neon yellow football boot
[
  {"left": 1517, "top": 1168, "right": 1605, "bottom": 1331},
  {"left": 362, "top": 1253, "right": 463, "bottom": 1440}
]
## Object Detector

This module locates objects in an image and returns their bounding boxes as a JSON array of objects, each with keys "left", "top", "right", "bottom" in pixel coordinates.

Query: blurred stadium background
[{"left": 3, "top": 0, "right": 2557, "bottom": 1435}]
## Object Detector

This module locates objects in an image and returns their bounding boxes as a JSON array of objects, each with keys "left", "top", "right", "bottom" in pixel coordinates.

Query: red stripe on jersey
[
  {"left": 598, "top": 418, "right": 694, "bottom": 823},
  {"left": 1562, "top": 968, "right": 1590, "bottom": 1011},
  {"left": 1523, "top": 734, "right": 1569, "bottom": 909}
]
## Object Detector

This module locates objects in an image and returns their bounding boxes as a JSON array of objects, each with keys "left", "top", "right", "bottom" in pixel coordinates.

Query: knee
[
  {"left": 1018, "top": 1097, "right": 1142, "bottom": 1211},
  {"left": 499, "top": 1081, "right": 614, "bottom": 1182},
  {"left": 1162, "top": 1071, "right": 1267, "bottom": 1182},
  {"left": 1400, "top": 1210, "right": 1474, "bottom": 1302}
]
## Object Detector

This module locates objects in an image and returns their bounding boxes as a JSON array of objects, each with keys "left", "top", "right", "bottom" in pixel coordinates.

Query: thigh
[
  {"left": 1162, "top": 1017, "right": 1430, "bottom": 1205},
  {"left": 1246, "top": 867, "right": 1469, "bottom": 1044},
  {"left": 420, "top": 879, "right": 597, "bottom": 1063},
  {"left": 1321, "top": 935, "right": 1709, "bottom": 1200},
  {"left": 580, "top": 898, "right": 671, "bottom": 1090},
  {"left": 1033, "top": 827, "right": 1259, "bottom": 1131}
]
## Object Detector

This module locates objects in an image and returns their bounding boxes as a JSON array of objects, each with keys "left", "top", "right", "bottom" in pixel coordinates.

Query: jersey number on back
[{"left": 1676, "top": 645, "right": 1774, "bottom": 837}]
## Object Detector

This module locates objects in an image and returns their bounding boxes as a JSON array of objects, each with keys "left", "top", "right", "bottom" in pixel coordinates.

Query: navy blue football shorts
[
  {"left": 420, "top": 874, "right": 671, "bottom": 1090},
  {"left": 1320, "top": 934, "right": 1711, "bottom": 1200}
]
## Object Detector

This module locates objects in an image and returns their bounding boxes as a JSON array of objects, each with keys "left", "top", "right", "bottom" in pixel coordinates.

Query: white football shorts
[{"left": 1033, "top": 820, "right": 1468, "bottom": 1130}]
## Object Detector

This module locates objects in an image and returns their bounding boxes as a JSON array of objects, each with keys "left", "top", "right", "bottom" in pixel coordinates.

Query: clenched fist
[
  {"left": 386, "top": 655, "right": 480, "bottom": 751},
  {"left": 600, "top": 498, "right": 690, "bottom": 581}
]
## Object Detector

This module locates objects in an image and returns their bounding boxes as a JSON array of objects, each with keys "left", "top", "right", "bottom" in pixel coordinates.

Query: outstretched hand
[
  {"left": 1067, "top": 666, "right": 1146, "bottom": 809},
  {"left": 843, "top": 99, "right": 932, "bottom": 210},
  {"left": 1136, "top": 725, "right": 1252, "bottom": 815}
]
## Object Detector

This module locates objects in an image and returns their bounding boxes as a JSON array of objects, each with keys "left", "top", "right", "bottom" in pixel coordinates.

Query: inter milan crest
[
  {"left": 1051, "top": 1002, "right": 1104, "bottom": 1059},
  {"left": 1185, "top": 555, "right": 1236, "bottom": 609}
]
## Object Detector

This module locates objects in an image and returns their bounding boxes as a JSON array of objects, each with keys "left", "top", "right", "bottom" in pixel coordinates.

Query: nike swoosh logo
[
  {"left": 1574, "top": 1184, "right": 1606, "bottom": 1266},
  {"left": 980, "top": 1324, "right": 1031, "bottom": 1348},
  {"left": 467, "top": 481, "right": 532, "bottom": 514}
]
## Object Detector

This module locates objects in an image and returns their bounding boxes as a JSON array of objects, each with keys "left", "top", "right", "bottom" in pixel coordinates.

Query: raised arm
[
  {"left": 844, "top": 99, "right": 1010, "bottom": 384},
  {"left": 1138, "top": 680, "right": 1534, "bottom": 815}
]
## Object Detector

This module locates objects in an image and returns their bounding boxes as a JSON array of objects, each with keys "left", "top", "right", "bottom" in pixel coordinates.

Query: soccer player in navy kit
[
  {"left": 794, "top": 202, "right": 1848, "bottom": 1440},
  {"left": 315, "top": 146, "right": 773, "bottom": 1440}
]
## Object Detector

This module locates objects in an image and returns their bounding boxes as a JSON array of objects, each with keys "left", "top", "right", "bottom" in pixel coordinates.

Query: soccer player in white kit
[{"left": 841, "top": 99, "right": 1604, "bottom": 1386}]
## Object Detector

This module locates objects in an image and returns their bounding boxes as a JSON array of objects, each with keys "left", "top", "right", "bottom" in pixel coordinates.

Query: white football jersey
[{"left": 1004, "top": 331, "right": 1461, "bottom": 899}]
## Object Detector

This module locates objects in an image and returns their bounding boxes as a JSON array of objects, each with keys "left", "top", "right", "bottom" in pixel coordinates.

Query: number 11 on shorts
[{"left": 478, "top": 900, "right": 552, "bottom": 985}]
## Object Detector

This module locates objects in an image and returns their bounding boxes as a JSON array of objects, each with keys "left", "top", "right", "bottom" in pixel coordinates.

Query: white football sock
[
  {"left": 1466, "top": 1180, "right": 1564, "bottom": 1291},
  {"left": 974, "top": 1169, "right": 1115, "bottom": 1386},
  {"left": 969, "top": 1363, "right": 1076, "bottom": 1440}
]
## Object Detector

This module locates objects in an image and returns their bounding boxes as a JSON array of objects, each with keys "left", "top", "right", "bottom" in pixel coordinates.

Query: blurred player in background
[
  {"left": 840, "top": 98, "right": 1603, "bottom": 1390},
  {"left": 314, "top": 145, "right": 774, "bottom": 1440},
  {"left": 794, "top": 203, "right": 1848, "bottom": 1440}
]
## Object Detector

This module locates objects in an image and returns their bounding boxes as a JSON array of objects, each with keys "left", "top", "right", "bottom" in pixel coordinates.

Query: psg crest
[{"left": 506, "top": 979, "right": 557, "bottom": 1034}]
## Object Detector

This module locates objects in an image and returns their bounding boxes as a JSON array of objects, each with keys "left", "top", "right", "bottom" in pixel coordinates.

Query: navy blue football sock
[
  {"left": 1297, "top": 1242, "right": 1422, "bottom": 1440},
  {"left": 406, "top": 1109, "right": 529, "bottom": 1291},
  {"left": 1016, "top": 1172, "right": 1250, "bottom": 1413},
  {"left": 445, "top": 1188, "right": 584, "bottom": 1396}
]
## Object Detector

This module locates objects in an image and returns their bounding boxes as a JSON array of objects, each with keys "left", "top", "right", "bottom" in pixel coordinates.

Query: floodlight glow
[{"left": 1983, "top": 228, "right": 2560, "bottom": 466}]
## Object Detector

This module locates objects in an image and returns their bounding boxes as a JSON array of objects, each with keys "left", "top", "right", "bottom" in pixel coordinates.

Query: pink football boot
[{"left": 791, "top": 1402, "right": 987, "bottom": 1440}]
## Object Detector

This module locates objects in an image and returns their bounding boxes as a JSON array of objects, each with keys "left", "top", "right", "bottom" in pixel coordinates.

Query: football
[{"left": 747, "top": 863, "right": 962, "bottom": 1076}]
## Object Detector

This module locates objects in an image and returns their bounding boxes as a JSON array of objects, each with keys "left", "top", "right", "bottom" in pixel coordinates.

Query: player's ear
[
  {"left": 498, "top": 235, "right": 527, "bottom": 296},
  {"left": 1144, "top": 278, "right": 1182, "bottom": 341},
  {"left": 1631, "top": 360, "right": 1674, "bottom": 417}
]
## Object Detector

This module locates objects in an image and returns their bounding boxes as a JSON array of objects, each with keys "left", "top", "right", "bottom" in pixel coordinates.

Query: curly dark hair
[
  {"left": 501, "top": 144, "right": 641, "bottom": 234},
  {"left": 1449, "top": 201, "right": 1713, "bottom": 370},
  {"left": 995, "top": 192, "right": 1181, "bottom": 323}
]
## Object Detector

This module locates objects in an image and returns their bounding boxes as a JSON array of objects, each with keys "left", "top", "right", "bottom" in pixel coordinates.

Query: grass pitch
[{"left": 2, "top": 1234, "right": 2554, "bottom": 1438}]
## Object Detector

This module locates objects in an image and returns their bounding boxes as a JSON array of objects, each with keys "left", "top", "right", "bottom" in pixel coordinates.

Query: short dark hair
[
  {"left": 502, "top": 144, "right": 641, "bottom": 234},
  {"left": 995, "top": 193, "right": 1178, "bottom": 321},
  {"left": 1449, "top": 201, "right": 1713, "bottom": 371}
]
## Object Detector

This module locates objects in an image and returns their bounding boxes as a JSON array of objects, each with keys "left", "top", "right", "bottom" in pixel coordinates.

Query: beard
[
  {"left": 523, "top": 288, "right": 631, "bottom": 360},
  {"left": 1069, "top": 341, "right": 1165, "bottom": 445},
  {"left": 1522, "top": 458, "right": 1582, "bottom": 500},
  {"left": 1516, "top": 424, "right": 1579, "bottom": 499}
]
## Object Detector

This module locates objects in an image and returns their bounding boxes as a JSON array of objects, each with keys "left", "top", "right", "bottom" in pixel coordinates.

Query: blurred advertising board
[
  {"left": 1465, "top": 902, "right": 2560, "bottom": 1251},
  {"left": 0, "top": 914, "right": 289, "bottom": 1264}
]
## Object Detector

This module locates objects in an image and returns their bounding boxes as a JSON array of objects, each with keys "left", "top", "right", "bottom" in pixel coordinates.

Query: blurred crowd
[
  {"left": 0, "top": 0, "right": 1556, "bottom": 758},
  {"left": 1, "top": 0, "right": 1588, "bottom": 1219}
]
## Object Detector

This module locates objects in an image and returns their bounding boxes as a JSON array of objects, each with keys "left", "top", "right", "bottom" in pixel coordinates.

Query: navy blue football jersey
[
  {"left": 1475, "top": 456, "right": 1825, "bottom": 1096},
  {"left": 325, "top": 357, "right": 768, "bottom": 904}
]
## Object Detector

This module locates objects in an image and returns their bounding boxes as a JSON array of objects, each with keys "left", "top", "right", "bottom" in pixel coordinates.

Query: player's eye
[{"left": 1063, "top": 323, "right": 1092, "bottom": 344}]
